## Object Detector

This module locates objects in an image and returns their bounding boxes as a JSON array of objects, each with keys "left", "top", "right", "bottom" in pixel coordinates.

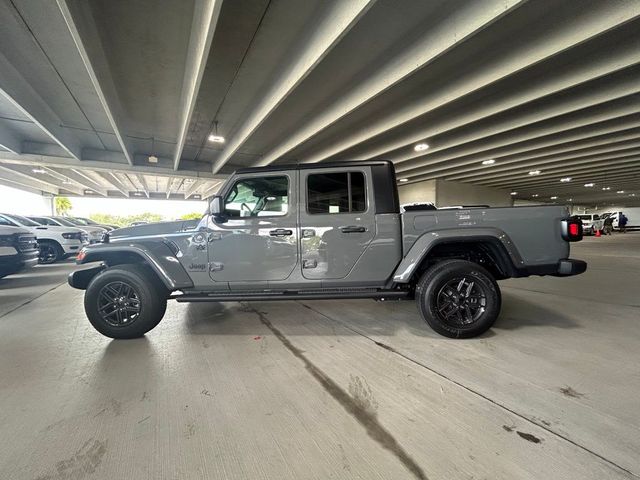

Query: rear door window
[{"left": 307, "top": 171, "right": 366, "bottom": 214}]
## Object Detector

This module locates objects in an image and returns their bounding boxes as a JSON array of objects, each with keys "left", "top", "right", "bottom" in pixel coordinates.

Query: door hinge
[
  {"left": 208, "top": 232, "right": 221, "bottom": 242},
  {"left": 209, "top": 262, "right": 224, "bottom": 272},
  {"left": 303, "top": 259, "right": 317, "bottom": 269}
]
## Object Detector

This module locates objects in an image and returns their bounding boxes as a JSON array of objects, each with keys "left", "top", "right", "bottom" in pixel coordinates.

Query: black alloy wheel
[
  {"left": 38, "top": 243, "right": 59, "bottom": 264},
  {"left": 97, "top": 281, "right": 142, "bottom": 327},
  {"left": 435, "top": 276, "right": 487, "bottom": 327}
]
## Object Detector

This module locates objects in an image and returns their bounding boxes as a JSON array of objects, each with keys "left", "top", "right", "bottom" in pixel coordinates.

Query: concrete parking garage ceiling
[{"left": 0, "top": 0, "right": 639, "bottom": 205}]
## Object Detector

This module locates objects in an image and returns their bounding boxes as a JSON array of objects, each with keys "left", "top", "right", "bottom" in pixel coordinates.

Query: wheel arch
[
  {"left": 393, "top": 229, "right": 523, "bottom": 284},
  {"left": 71, "top": 243, "right": 193, "bottom": 291}
]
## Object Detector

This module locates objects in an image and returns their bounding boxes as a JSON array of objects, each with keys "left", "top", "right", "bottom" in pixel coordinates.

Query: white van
[{"left": 599, "top": 208, "right": 640, "bottom": 230}]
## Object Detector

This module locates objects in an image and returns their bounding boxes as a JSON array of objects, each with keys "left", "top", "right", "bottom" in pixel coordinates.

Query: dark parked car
[{"left": 0, "top": 225, "right": 39, "bottom": 279}]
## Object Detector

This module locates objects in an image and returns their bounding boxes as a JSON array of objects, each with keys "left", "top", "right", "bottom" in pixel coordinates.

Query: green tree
[{"left": 55, "top": 196, "right": 72, "bottom": 216}]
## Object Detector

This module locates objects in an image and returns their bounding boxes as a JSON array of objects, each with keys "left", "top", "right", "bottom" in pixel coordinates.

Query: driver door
[{"left": 207, "top": 171, "right": 298, "bottom": 289}]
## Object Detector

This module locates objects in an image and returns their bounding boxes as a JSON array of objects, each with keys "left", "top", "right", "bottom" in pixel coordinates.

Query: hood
[
  {"left": 32, "top": 225, "right": 85, "bottom": 233},
  {"left": 0, "top": 225, "right": 32, "bottom": 236},
  {"left": 109, "top": 219, "right": 201, "bottom": 242}
]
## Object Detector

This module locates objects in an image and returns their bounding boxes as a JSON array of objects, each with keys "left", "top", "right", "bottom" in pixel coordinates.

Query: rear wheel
[
  {"left": 84, "top": 264, "right": 167, "bottom": 339},
  {"left": 415, "top": 259, "right": 501, "bottom": 338},
  {"left": 38, "top": 241, "right": 63, "bottom": 264}
]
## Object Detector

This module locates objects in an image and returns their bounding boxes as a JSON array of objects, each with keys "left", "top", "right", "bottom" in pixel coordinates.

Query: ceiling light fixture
[
  {"left": 584, "top": 183, "right": 595, "bottom": 187},
  {"left": 32, "top": 168, "right": 46, "bottom": 174},
  {"left": 399, "top": 178, "right": 409, "bottom": 183},
  {"left": 532, "top": 194, "right": 539, "bottom": 197},
  {"left": 208, "top": 120, "right": 225, "bottom": 143},
  {"left": 602, "top": 187, "right": 611, "bottom": 191},
  {"left": 481, "top": 159, "right": 495, "bottom": 165},
  {"left": 133, "top": 191, "right": 144, "bottom": 197},
  {"left": 414, "top": 143, "right": 429, "bottom": 152},
  {"left": 510, "top": 191, "right": 517, "bottom": 195},
  {"left": 528, "top": 170, "right": 541, "bottom": 175},
  {"left": 550, "top": 196, "right": 558, "bottom": 200},
  {"left": 617, "top": 190, "right": 625, "bottom": 194},
  {"left": 148, "top": 155, "right": 158, "bottom": 163},
  {"left": 560, "top": 177, "right": 572, "bottom": 182},
  {"left": 568, "top": 198, "right": 573, "bottom": 201}
]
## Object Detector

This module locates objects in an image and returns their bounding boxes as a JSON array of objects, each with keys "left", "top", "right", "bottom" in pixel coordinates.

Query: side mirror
[
  {"left": 209, "top": 196, "right": 223, "bottom": 215},
  {"left": 209, "top": 195, "right": 227, "bottom": 223}
]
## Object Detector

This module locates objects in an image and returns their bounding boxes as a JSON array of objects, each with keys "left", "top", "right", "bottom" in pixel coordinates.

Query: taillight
[
  {"left": 569, "top": 223, "right": 579, "bottom": 237},
  {"left": 562, "top": 217, "right": 583, "bottom": 242}
]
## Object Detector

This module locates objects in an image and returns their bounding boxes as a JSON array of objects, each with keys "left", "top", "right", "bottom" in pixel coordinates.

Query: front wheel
[
  {"left": 84, "top": 264, "right": 167, "bottom": 339},
  {"left": 415, "top": 259, "right": 501, "bottom": 338},
  {"left": 38, "top": 241, "right": 63, "bottom": 264}
]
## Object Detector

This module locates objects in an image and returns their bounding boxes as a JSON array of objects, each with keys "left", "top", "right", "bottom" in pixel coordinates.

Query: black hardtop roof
[{"left": 234, "top": 160, "right": 392, "bottom": 174}]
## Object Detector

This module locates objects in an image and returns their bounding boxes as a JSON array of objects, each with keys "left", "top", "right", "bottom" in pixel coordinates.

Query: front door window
[{"left": 224, "top": 176, "right": 288, "bottom": 217}]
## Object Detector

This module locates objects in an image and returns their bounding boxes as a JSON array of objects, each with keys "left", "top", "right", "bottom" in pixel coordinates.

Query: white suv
[
  {"left": 0, "top": 213, "right": 88, "bottom": 264},
  {"left": 30, "top": 216, "right": 105, "bottom": 244}
]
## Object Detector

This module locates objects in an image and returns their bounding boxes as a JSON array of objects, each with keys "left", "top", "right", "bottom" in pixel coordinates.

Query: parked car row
[{"left": 0, "top": 214, "right": 115, "bottom": 277}]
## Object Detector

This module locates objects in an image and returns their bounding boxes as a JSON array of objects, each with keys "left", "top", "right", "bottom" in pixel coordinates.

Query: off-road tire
[
  {"left": 84, "top": 264, "right": 168, "bottom": 339},
  {"left": 416, "top": 259, "right": 501, "bottom": 338}
]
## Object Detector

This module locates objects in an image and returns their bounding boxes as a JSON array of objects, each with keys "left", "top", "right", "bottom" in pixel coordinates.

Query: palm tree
[{"left": 55, "top": 196, "right": 72, "bottom": 216}]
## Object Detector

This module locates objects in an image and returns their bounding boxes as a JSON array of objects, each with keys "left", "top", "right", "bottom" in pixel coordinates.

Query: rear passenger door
[{"left": 298, "top": 167, "right": 375, "bottom": 283}]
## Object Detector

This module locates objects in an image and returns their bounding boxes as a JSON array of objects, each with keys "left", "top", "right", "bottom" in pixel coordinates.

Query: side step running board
[{"left": 172, "top": 290, "right": 409, "bottom": 303}]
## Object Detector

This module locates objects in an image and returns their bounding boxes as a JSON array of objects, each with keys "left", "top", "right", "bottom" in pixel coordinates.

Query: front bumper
[{"left": 61, "top": 240, "right": 88, "bottom": 255}]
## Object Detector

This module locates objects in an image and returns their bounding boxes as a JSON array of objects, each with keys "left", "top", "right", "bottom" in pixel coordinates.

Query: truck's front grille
[{"left": 18, "top": 234, "right": 38, "bottom": 253}]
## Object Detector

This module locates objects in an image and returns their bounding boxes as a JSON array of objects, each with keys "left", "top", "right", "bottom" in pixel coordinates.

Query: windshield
[
  {"left": 70, "top": 218, "right": 90, "bottom": 225},
  {"left": 55, "top": 217, "right": 78, "bottom": 227},
  {"left": 30, "top": 217, "right": 60, "bottom": 226},
  {"left": 78, "top": 217, "right": 98, "bottom": 225},
  {"left": 5, "top": 214, "right": 41, "bottom": 226}
]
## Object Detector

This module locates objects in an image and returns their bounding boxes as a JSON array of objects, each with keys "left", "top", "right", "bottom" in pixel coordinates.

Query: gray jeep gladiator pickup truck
[{"left": 69, "top": 161, "right": 586, "bottom": 339}]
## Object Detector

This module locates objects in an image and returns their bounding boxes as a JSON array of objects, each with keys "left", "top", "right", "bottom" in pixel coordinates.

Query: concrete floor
[{"left": 0, "top": 234, "right": 639, "bottom": 480}]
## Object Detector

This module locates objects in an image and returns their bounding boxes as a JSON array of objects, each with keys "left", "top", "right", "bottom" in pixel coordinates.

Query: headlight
[{"left": 62, "top": 232, "right": 82, "bottom": 240}]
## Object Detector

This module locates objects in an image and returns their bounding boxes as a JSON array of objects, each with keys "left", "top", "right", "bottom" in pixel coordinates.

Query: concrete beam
[
  {"left": 68, "top": 169, "right": 109, "bottom": 196},
  {"left": 0, "top": 127, "right": 21, "bottom": 154},
  {"left": 296, "top": 4, "right": 640, "bottom": 167},
  {"left": 39, "top": 167, "right": 98, "bottom": 197},
  {"left": 174, "top": 0, "right": 224, "bottom": 170},
  {"left": 0, "top": 177, "right": 44, "bottom": 196},
  {"left": 56, "top": 0, "right": 135, "bottom": 165},
  {"left": 0, "top": 165, "right": 59, "bottom": 195},
  {"left": 454, "top": 140, "right": 640, "bottom": 184},
  {"left": 136, "top": 174, "right": 150, "bottom": 198},
  {"left": 397, "top": 99, "right": 640, "bottom": 180},
  {"left": 0, "top": 153, "right": 227, "bottom": 182},
  {"left": 211, "top": 0, "right": 376, "bottom": 173},
  {"left": 96, "top": 171, "right": 130, "bottom": 197},
  {"left": 201, "top": 181, "right": 222, "bottom": 199},
  {"left": 482, "top": 155, "right": 640, "bottom": 189},
  {"left": 0, "top": 163, "right": 84, "bottom": 195},
  {"left": 253, "top": 0, "right": 525, "bottom": 168},
  {"left": 184, "top": 179, "right": 205, "bottom": 199},
  {"left": 0, "top": 52, "right": 82, "bottom": 159},
  {"left": 166, "top": 177, "right": 175, "bottom": 199},
  {"left": 440, "top": 127, "right": 640, "bottom": 182},
  {"left": 47, "top": 168, "right": 108, "bottom": 196}
]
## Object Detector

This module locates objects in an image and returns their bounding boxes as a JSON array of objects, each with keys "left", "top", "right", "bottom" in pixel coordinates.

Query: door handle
[
  {"left": 340, "top": 225, "right": 366, "bottom": 233},
  {"left": 269, "top": 228, "right": 293, "bottom": 237}
]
